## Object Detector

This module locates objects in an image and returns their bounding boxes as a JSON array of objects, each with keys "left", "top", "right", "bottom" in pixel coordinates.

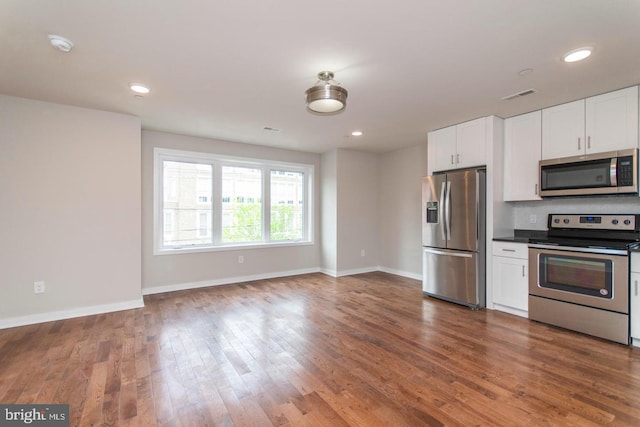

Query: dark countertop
[{"left": 493, "top": 229, "right": 547, "bottom": 244}]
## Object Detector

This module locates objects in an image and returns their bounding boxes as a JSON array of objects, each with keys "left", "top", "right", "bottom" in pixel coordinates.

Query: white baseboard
[
  {"left": 378, "top": 266, "right": 421, "bottom": 281},
  {"left": 0, "top": 298, "right": 145, "bottom": 330},
  {"left": 334, "top": 266, "right": 379, "bottom": 277},
  {"left": 319, "top": 268, "right": 338, "bottom": 277},
  {"left": 142, "top": 267, "right": 321, "bottom": 295},
  {"left": 321, "top": 266, "right": 420, "bottom": 280},
  {"left": 323, "top": 266, "right": 380, "bottom": 277}
]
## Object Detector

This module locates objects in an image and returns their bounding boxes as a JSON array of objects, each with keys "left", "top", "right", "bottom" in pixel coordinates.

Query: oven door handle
[{"left": 528, "top": 243, "right": 628, "bottom": 256}]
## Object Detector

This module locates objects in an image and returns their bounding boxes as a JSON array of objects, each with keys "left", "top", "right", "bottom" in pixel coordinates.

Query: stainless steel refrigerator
[{"left": 422, "top": 168, "right": 486, "bottom": 309}]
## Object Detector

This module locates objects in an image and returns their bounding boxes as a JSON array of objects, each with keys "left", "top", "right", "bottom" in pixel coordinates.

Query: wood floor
[{"left": 2, "top": 272, "right": 640, "bottom": 426}]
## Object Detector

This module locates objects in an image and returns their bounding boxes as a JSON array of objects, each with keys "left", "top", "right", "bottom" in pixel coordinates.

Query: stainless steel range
[{"left": 528, "top": 214, "right": 640, "bottom": 345}]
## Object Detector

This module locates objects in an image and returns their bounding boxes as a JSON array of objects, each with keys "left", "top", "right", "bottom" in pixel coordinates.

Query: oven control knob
[
  {"left": 554, "top": 219, "right": 560, "bottom": 224},
  {"left": 563, "top": 219, "right": 570, "bottom": 224},
  {"left": 624, "top": 219, "right": 632, "bottom": 225},
  {"left": 612, "top": 219, "right": 619, "bottom": 225}
]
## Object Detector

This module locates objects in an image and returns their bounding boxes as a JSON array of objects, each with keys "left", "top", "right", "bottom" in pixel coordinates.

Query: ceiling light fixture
[
  {"left": 48, "top": 35, "right": 74, "bottom": 53},
  {"left": 305, "top": 71, "right": 348, "bottom": 113},
  {"left": 563, "top": 47, "right": 593, "bottom": 63},
  {"left": 130, "top": 84, "right": 150, "bottom": 95},
  {"left": 351, "top": 130, "right": 363, "bottom": 136}
]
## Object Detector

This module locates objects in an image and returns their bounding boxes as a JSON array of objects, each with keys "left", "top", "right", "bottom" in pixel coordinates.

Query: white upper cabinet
[
  {"left": 585, "top": 86, "right": 638, "bottom": 154},
  {"left": 428, "top": 126, "right": 456, "bottom": 173},
  {"left": 428, "top": 117, "right": 487, "bottom": 173},
  {"left": 542, "top": 86, "right": 638, "bottom": 160},
  {"left": 542, "top": 100, "right": 585, "bottom": 159},
  {"left": 456, "top": 118, "right": 487, "bottom": 169},
  {"left": 504, "top": 111, "right": 542, "bottom": 201}
]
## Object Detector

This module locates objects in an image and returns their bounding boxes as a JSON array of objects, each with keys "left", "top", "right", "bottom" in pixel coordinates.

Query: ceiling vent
[{"left": 502, "top": 89, "right": 537, "bottom": 101}]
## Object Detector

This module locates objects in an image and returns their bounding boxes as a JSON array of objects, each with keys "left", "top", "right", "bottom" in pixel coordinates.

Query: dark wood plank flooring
[{"left": 1, "top": 272, "right": 640, "bottom": 426}]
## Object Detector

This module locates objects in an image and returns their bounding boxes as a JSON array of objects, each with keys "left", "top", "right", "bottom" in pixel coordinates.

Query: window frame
[{"left": 154, "top": 148, "right": 314, "bottom": 255}]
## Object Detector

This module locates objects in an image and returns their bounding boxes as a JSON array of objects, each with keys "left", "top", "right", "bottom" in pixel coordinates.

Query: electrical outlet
[
  {"left": 238, "top": 255, "right": 244, "bottom": 264},
  {"left": 529, "top": 214, "right": 537, "bottom": 224},
  {"left": 34, "top": 281, "right": 45, "bottom": 294},
  {"left": 361, "top": 249, "right": 366, "bottom": 257}
]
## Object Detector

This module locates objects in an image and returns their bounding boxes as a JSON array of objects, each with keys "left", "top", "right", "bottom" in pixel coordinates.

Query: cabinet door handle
[
  {"left": 450, "top": 154, "right": 454, "bottom": 165},
  {"left": 456, "top": 153, "right": 460, "bottom": 164},
  {"left": 635, "top": 280, "right": 638, "bottom": 297},
  {"left": 502, "top": 248, "right": 516, "bottom": 252},
  {"left": 522, "top": 265, "right": 526, "bottom": 277},
  {"left": 587, "top": 136, "right": 591, "bottom": 149},
  {"left": 535, "top": 184, "right": 538, "bottom": 195},
  {"left": 578, "top": 137, "right": 581, "bottom": 150}
]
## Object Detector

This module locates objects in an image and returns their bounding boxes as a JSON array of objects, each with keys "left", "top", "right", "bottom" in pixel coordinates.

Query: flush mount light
[
  {"left": 351, "top": 130, "right": 363, "bottom": 136},
  {"left": 48, "top": 35, "right": 74, "bottom": 53},
  {"left": 305, "top": 71, "right": 348, "bottom": 113},
  {"left": 563, "top": 47, "right": 593, "bottom": 63},
  {"left": 130, "top": 84, "right": 150, "bottom": 95}
]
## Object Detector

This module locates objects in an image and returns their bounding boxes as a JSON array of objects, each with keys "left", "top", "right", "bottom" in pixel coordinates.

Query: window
[
  {"left": 161, "top": 160, "right": 213, "bottom": 247},
  {"left": 222, "top": 166, "right": 262, "bottom": 243},
  {"left": 154, "top": 148, "right": 313, "bottom": 253},
  {"left": 270, "top": 170, "right": 304, "bottom": 241}
]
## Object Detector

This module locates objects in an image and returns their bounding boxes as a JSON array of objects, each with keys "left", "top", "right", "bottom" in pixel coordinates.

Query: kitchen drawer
[
  {"left": 492, "top": 241, "right": 528, "bottom": 259},
  {"left": 632, "top": 252, "right": 640, "bottom": 273}
]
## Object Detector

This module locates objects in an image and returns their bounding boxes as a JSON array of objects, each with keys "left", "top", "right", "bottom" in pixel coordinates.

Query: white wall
[
  {"left": 141, "top": 130, "right": 322, "bottom": 293},
  {"left": 321, "top": 149, "right": 337, "bottom": 274},
  {"left": 0, "top": 95, "right": 142, "bottom": 327},
  {"left": 378, "top": 144, "right": 427, "bottom": 279},
  {"left": 336, "top": 149, "right": 380, "bottom": 274}
]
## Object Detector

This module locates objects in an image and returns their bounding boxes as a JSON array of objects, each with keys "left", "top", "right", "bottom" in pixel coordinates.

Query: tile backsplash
[{"left": 511, "top": 196, "right": 640, "bottom": 230}]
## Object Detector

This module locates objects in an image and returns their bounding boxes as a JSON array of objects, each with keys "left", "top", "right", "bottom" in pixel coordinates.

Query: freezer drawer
[{"left": 422, "top": 247, "right": 485, "bottom": 309}]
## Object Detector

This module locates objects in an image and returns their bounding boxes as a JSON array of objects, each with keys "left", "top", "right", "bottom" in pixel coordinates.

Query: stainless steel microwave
[{"left": 539, "top": 149, "right": 638, "bottom": 197}]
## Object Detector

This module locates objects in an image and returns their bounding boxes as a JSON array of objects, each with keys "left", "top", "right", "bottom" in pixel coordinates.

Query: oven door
[{"left": 528, "top": 245, "right": 629, "bottom": 314}]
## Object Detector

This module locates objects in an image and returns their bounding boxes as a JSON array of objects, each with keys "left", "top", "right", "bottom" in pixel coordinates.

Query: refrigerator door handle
[
  {"left": 439, "top": 181, "right": 447, "bottom": 241},
  {"left": 445, "top": 180, "right": 452, "bottom": 240},
  {"left": 423, "top": 248, "right": 473, "bottom": 258}
]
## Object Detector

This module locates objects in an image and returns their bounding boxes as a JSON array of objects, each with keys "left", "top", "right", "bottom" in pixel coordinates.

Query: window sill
[{"left": 154, "top": 240, "right": 314, "bottom": 256}]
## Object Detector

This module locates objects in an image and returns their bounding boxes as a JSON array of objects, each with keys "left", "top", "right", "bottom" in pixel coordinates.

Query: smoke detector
[{"left": 48, "top": 35, "right": 74, "bottom": 53}]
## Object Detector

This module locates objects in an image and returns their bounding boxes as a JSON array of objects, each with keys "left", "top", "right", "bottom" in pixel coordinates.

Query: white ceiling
[{"left": 2, "top": 0, "right": 640, "bottom": 154}]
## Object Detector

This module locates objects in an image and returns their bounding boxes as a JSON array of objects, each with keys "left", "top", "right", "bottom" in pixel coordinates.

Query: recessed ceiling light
[
  {"left": 48, "top": 35, "right": 74, "bottom": 53},
  {"left": 351, "top": 130, "right": 363, "bottom": 136},
  {"left": 130, "top": 84, "right": 150, "bottom": 95},
  {"left": 563, "top": 47, "right": 593, "bottom": 63}
]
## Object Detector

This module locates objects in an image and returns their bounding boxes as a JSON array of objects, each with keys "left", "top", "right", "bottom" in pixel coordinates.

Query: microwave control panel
[{"left": 617, "top": 156, "right": 634, "bottom": 186}]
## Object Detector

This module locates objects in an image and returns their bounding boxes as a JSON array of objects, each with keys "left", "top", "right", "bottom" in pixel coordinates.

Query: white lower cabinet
[
  {"left": 492, "top": 241, "right": 528, "bottom": 317},
  {"left": 631, "top": 253, "right": 640, "bottom": 347}
]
